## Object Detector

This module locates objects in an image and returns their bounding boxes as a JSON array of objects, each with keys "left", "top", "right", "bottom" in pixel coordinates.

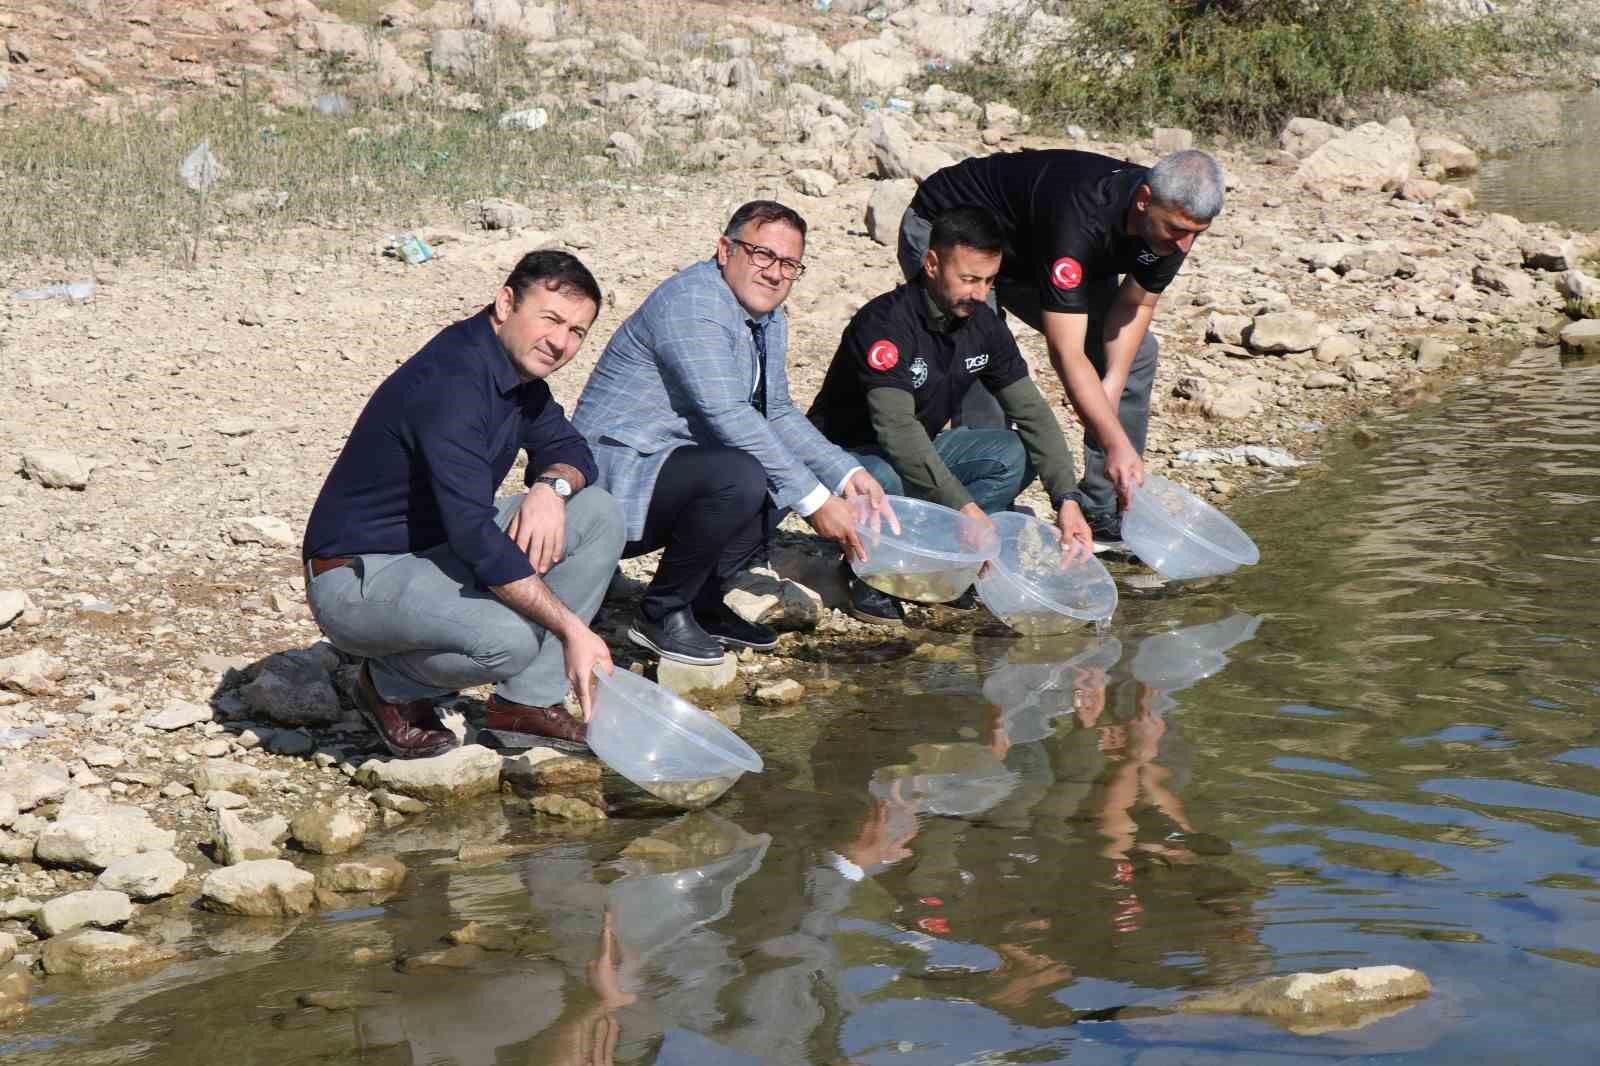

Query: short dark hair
[
  {"left": 503, "top": 249, "right": 602, "bottom": 311},
  {"left": 723, "top": 200, "right": 808, "bottom": 242},
  {"left": 929, "top": 206, "right": 1003, "bottom": 256}
]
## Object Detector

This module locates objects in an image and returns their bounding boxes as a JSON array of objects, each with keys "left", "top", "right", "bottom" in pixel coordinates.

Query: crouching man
[{"left": 302, "top": 251, "right": 626, "bottom": 757}]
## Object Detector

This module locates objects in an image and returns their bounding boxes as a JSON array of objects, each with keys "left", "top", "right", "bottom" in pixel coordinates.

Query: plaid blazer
[{"left": 572, "top": 259, "right": 858, "bottom": 541}]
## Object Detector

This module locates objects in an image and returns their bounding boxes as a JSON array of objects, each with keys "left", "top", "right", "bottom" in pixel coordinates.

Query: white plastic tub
[
  {"left": 1121, "top": 475, "right": 1260, "bottom": 579},
  {"left": 974, "top": 512, "right": 1118, "bottom": 633},
  {"left": 849, "top": 495, "right": 999, "bottom": 603}
]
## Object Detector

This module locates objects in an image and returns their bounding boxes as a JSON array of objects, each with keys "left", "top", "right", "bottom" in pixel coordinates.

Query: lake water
[
  {"left": 1467, "top": 89, "right": 1600, "bottom": 232},
  {"left": 4, "top": 345, "right": 1599, "bottom": 1063}
]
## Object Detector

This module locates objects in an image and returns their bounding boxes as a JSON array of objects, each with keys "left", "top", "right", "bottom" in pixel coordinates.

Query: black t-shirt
[
  {"left": 912, "top": 149, "right": 1188, "bottom": 314},
  {"left": 808, "top": 279, "right": 1030, "bottom": 447}
]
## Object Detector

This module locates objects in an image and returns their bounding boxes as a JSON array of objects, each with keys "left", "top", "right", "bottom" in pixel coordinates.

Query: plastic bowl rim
[
  {"left": 593, "top": 669, "right": 764, "bottom": 775},
  {"left": 1129, "top": 475, "right": 1260, "bottom": 566},
  {"left": 854, "top": 495, "right": 1000, "bottom": 566},
  {"left": 981, "top": 514, "right": 1118, "bottom": 622}
]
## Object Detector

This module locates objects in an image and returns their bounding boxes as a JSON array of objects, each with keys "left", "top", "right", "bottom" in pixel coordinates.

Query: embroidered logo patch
[
  {"left": 1136, "top": 249, "right": 1160, "bottom": 265},
  {"left": 910, "top": 356, "right": 929, "bottom": 389},
  {"left": 964, "top": 352, "right": 990, "bottom": 373},
  {"left": 866, "top": 339, "right": 900, "bottom": 372},
  {"left": 1050, "top": 256, "right": 1084, "bottom": 290}
]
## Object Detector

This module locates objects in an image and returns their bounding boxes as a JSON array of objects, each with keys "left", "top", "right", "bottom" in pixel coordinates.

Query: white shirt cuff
[
  {"left": 833, "top": 465, "right": 864, "bottom": 495},
  {"left": 793, "top": 482, "right": 831, "bottom": 518},
  {"left": 825, "top": 851, "right": 866, "bottom": 882}
]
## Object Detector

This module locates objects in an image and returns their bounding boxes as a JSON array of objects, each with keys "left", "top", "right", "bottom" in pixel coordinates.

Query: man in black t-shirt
[
  {"left": 811, "top": 207, "right": 1090, "bottom": 626},
  {"left": 900, "top": 149, "right": 1225, "bottom": 545}
]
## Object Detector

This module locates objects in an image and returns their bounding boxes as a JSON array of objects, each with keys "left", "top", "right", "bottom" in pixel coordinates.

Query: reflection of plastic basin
[
  {"left": 975, "top": 512, "right": 1117, "bottom": 633},
  {"left": 1130, "top": 613, "right": 1263, "bottom": 691},
  {"left": 868, "top": 743, "right": 1019, "bottom": 817},
  {"left": 849, "top": 495, "right": 999, "bottom": 603},
  {"left": 607, "top": 837, "right": 771, "bottom": 962},
  {"left": 589, "top": 669, "right": 763, "bottom": 809},
  {"left": 1122, "top": 475, "right": 1260, "bottom": 579},
  {"left": 982, "top": 637, "right": 1124, "bottom": 744}
]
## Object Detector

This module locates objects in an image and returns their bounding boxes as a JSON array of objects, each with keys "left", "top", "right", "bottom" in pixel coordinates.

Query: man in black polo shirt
[
  {"left": 901, "top": 149, "right": 1225, "bottom": 546},
  {"left": 302, "top": 251, "right": 626, "bottom": 757},
  {"left": 810, "top": 207, "right": 1091, "bottom": 626}
]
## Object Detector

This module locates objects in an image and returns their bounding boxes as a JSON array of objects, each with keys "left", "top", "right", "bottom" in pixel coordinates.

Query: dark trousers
[{"left": 625, "top": 446, "right": 768, "bottom": 622}]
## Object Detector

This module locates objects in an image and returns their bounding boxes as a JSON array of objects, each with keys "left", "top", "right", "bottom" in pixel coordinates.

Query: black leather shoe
[
  {"left": 628, "top": 608, "right": 726, "bottom": 665},
  {"left": 695, "top": 602, "right": 779, "bottom": 651},
  {"left": 1087, "top": 512, "right": 1127, "bottom": 555},
  {"left": 942, "top": 586, "right": 980, "bottom": 612},
  {"left": 847, "top": 575, "right": 906, "bottom": 627}
]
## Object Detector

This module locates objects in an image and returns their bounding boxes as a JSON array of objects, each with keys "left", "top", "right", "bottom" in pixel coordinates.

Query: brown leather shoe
[
  {"left": 356, "top": 664, "right": 456, "bottom": 759},
  {"left": 486, "top": 694, "right": 589, "bottom": 747}
]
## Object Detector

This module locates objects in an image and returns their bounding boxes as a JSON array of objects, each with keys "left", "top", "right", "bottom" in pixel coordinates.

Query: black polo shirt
[
  {"left": 302, "top": 309, "right": 598, "bottom": 589},
  {"left": 808, "top": 279, "right": 1029, "bottom": 447},
  {"left": 911, "top": 149, "right": 1188, "bottom": 314}
]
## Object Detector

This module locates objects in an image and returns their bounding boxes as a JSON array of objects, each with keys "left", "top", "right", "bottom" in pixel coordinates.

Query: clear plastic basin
[
  {"left": 1121, "top": 474, "right": 1260, "bottom": 579},
  {"left": 589, "top": 668, "right": 763, "bottom": 809},
  {"left": 974, "top": 512, "right": 1118, "bottom": 633},
  {"left": 848, "top": 495, "right": 999, "bottom": 603}
]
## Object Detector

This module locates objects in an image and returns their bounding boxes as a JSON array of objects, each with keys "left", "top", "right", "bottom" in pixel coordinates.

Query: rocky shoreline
[{"left": 4, "top": 0, "right": 1600, "bottom": 1029}]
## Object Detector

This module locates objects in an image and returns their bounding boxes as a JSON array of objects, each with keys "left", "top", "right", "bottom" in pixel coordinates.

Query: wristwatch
[{"left": 535, "top": 474, "right": 573, "bottom": 500}]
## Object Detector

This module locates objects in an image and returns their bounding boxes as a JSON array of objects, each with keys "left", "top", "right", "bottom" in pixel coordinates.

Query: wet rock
[
  {"left": 143, "top": 699, "right": 213, "bottom": 731},
  {"left": 1471, "top": 264, "right": 1535, "bottom": 301},
  {"left": 228, "top": 515, "right": 295, "bottom": 548},
  {"left": 531, "top": 793, "right": 607, "bottom": 821},
  {"left": 96, "top": 851, "right": 188, "bottom": 900},
  {"left": 290, "top": 804, "right": 367, "bottom": 854},
  {"left": 35, "top": 809, "right": 177, "bottom": 871},
  {"left": 21, "top": 449, "right": 92, "bottom": 490},
  {"left": 449, "top": 921, "right": 538, "bottom": 952},
  {"left": 355, "top": 745, "right": 502, "bottom": 803},
  {"left": 201, "top": 859, "right": 317, "bottom": 916},
  {"left": 317, "top": 856, "right": 407, "bottom": 893},
  {"left": 656, "top": 653, "right": 740, "bottom": 697},
  {"left": 456, "top": 841, "right": 538, "bottom": 864},
  {"left": 297, "top": 990, "right": 372, "bottom": 1011},
  {"left": 912, "top": 642, "right": 963, "bottom": 662},
  {"left": 38, "top": 889, "right": 134, "bottom": 935},
  {"left": 1295, "top": 119, "right": 1419, "bottom": 199},
  {"left": 1559, "top": 320, "right": 1600, "bottom": 356},
  {"left": 6, "top": 760, "right": 70, "bottom": 809},
  {"left": 215, "top": 810, "right": 290, "bottom": 865},
  {"left": 193, "top": 759, "right": 264, "bottom": 794},
  {"left": 1245, "top": 310, "right": 1323, "bottom": 354},
  {"left": 39, "top": 930, "right": 176, "bottom": 977},
  {"left": 0, "top": 648, "right": 68, "bottom": 696},
  {"left": 1417, "top": 134, "right": 1478, "bottom": 176},
  {"left": 1279, "top": 116, "right": 1342, "bottom": 159},
  {"left": 755, "top": 679, "right": 804, "bottom": 705},
  {"left": 369, "top": 789, "right": 428, "bottom": 814},
  {"left": 865, "top": 178, "right": 917, "bottom": 246},
  {"left": 403, "top": 944, "right": 488, "bottom": 971},
  {"left": 0, "top": 590, "right": 29, "bottom": 629},
  {"left": 1177, "top": 965, "right": 1430, "bottom": 1025}
]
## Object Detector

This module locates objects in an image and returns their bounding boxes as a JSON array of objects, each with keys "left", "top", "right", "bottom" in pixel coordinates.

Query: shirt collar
[
  {"left": 471, "top": 306, "right": 526, "bottom": 397},
  {"left": 916, "top": 277, "right": 960, "bottom": 334}
]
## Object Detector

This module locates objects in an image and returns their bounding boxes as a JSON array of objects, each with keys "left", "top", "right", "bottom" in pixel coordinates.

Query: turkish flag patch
[
  {"left": 866, "top": 339, "right": 900, "bottom": 372},
  {"left": 1050, "top": 256, "right": 1084, "bottom": 290}
]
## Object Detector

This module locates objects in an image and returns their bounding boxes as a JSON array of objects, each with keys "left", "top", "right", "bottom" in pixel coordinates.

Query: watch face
[{"left": 541, "top": 476, "right": 572, "bottom": 498}]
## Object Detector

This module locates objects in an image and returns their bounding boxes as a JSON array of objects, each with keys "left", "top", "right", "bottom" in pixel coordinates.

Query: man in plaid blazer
[{"left": 573, "top": 200, "right": 889, "bottom": 665}]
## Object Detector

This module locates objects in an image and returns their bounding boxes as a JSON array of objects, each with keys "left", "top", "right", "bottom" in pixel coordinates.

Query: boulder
[
  {"left": 1203, "top": 380, "right": 1266, "bottom": 421},
  {"left": 290, "top": 804, "right": 368, "bottom": 854},
  {"left": 21, "top": 449, "right": 92, "bottom": 489},
  {"left": 1205, "top": 312, "right": 1250, "bottom": 346},
  {"left": 869, "top": 113, "right": 955, "bottom": 182},
  {"left": 143, "top": 700, "right": 213, "bottom": 731},
  {"left": 39, "top": 930, "right": 176, "bottom": 977},
  {"left": 215, "top": 810, "right": 290, "bottom": 865},
  {"left": 1471, "top": 263, "right": 1535, "bottom": 301},
  {"left": 981, "top": 101, "right": 1024, "bottom": 136},
  {"left": 1295, "top": 119, "right": 1419, "bottom": 199},
  {"left": 498, "top": 107, "right": 548, "bottom": 131},
  {"left": 193, "top": 759, "right": 264, "bottom": 794},
  {"left": 1245, "top": 310, "right": 1323, "bottom": 354},
  {"left": 865, "top": 178, "right": 917, "bottom": 246},
  {"left": 38, "top": 889, "right": 134, "bottom": 935},
  {"left": 4, "top": 761, "right": 69, "bottom": 810},
  {"left": 1558, "top": 271, "right": 1600, "bottom": 319},
  {"left": 318, "top": 856, "right": 408, "bottom": 893},
  {"left": 1417, "top": 134, "right": 1478, "bottom": 175},
  {"left": 201, "top": 859, "right": 317, "bottom": 917},
  {"left": 1316, "top": 335, "right": 1360, "bottom": 364},
  {"left": 656, "top": 654, "right": 740, "bottom": 698},
  {"left": 1178, "top": 965, "right": 1430, "bottom": 1025},
  {"left": 1559, "top": 319, "right": 1600, "bottom": 356},
  {"left": 0, "top": 648, "right": 68, "bottom": 695},
  {"left": 239, "top": 658, "right": 342, "bottom": 727},
  {"left": 97, "top": 851, "right": 189, "bottom": 900},
  {"left": 838, "top": 33, "right": 921, "bottom": 91},
  {"left": 431, "top": 29, "right": 492, "bottom": 76},
  {"left": 35, "top": 809, "right": 177, "bottom": 871},
  {"left": 1279, "top": 116, "right": 1342, "bottom": 159},
  {"left": 788, "top": 168, "right": 837, "bottom": 198},
  {"left": 355, "top": 745, "right": 502, "bottom": 803},
  {"left": 297, "top": 19, "right": 368, "bottom": 56}
]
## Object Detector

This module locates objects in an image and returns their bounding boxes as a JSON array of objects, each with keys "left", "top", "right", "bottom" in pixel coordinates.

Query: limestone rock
[
  {"left": 1417, "top": 134, "right": 1478, "bottom": 175},
  {"left": 215, "top": 810, "right": 290, "bottom": 865},
  {"left": 605, "top": 131, "right": 643, "bottom": 169},
  {"left": 656, "top": 654, "right": 740, "bottom": 697},
  {"left": 228, "top": 515, "right": 295, "bottom": 548},
  {"left": 38, "top": 889, "right": 134, "bottom": 935},
  {"left": 369, "top": 788, "right": 429, "bottom": 814},
  {"left": 1559, "top": 320, "right": 1600, "bottom": 356},
  {"left": 201, "top": 859, "right": 317, "bottom": 917},
  {"left": 531, "top": 793, "right": 607, "bottom": 820},
  {"left": 789, "top": 167, "right": 837, "bottom": 198},
  {"left": 143, "top": 699, "right": 213, "bottom": 731},
  {"left": 1203, "top": 381, "right": 1265, "bottom": 421},
  {"left": 318, "top": 855, "right": 408, "bottom": 893},
  {"left": 470, "top": 0, "right": 556, "bottom": 38},
  {"left": 1205, "top": 312, "right": 1250, "bottom": 346},
  {"left": 0, "top": 963, "right": 29, "bottom": 1023},
  {"left": 5, "top": 761, "right": 69, "bottom": 810},
  {"left": 755, "top": 679, "right": 805, "bottom": 705},
  {"left": 0, "top": 590, "right": 30, "bottom": 628},
  {"left": 290, "top": 804, "right": 367, "bottom": 854},
  {"left": 498, "top": 106, "right": 548, "bottom": 131},
  {"left": 869, "top": 113, "right": 956, "bottom": 181},
  {"left": 1245, "top": 310, "right": 1323, "bottom": 354},
  {"left": 1279, "top": 116, "right": 1342, "bottom": 159},
  {"left": 473, "top": 196, "right": 534, "bottom": 230},
  {"left": 297, "top": 18, "right": 368, "bottom": 56},
  {"left": 21, "top": 449, "right": 92, "bottom": 489},
  {"left": 0, "top": 792, "right": 15, "bottom": 827},
  {"left": 981, "top": 101, "right": 1024, "bottom": 135},
  {"left": 193, "top": 759, "right": 264, "bottom": 794},
  {"left": 1152, "top": 127, "right": 1194, "bottom": 154},
  {"left": 1304, "top": 370, "right": 1347, "bottom": 389},
  {"left": 865, "top": 178, "right": 917, "bottom": 246},
  {"left": 0, "top": 934, "right": 14, "bottom": 965},
  {"left": 1471, "top": 263, "right": 1534, "bottom": 301},
  {"left": 0, "top": 648, "right": 68, "bottom": 695},
  {"left": 97, "top": 851, "right": 189, "bottom": 900},
  {"left": 1558, "top": 271, "right": 1600, "bottom": 319},
  {"left": 1523, "top": 239, "right": 1580, "bottom": 273},
  {"left": 35, "top": 809, "right": 177, "bottom": 871},
  {"left": 431, "top": 29, "right": 492, "bottom": 75},
  {"left": 39, "top": 930, "right": 176, "bottom": 977},
  {"left": 355, "top": 745, "right": 502, "bottom": 803},
  {"left": 1295, "top": 119, "right": 1419, "bottom": 199},
  {"left": 1315, "top": 335, "right": 1360, "bottom": 364},
  {"left": 1178, "top": 965, "right": 1430, "bottom": 1025},
  {"left": 838, "top": 33, "right": 921, "bottom": 91}
]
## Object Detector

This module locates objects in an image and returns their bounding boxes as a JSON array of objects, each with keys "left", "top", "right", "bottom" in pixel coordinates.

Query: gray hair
[{"left": 1146, "top": 149, "right": 1226, "bottom": 221}]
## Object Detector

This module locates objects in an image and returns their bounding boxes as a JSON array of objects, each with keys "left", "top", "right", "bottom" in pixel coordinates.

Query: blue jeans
[{"left": 850, "top": 426, "right": 1035, "bottom": 514}]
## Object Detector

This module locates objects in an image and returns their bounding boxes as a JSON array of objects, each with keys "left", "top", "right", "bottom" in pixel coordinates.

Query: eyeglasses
[{"left": 730, "top": 238, "right": 806, "bottom": 280}]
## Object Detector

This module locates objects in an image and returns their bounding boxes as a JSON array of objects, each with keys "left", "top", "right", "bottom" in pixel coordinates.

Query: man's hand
[
  {"left": 509, "top": 484, "right": 566, "bottom": 575},
  {"left": 958, "top": 502, "right": 998, "bottom": 551},
  {"left": 1055, "top": 501, "right": 1093, "bottom": 562},
  {"left": 808, "top": 494, "right": 868, "bottom": 562},
  {"left": 1105, "top": 441, "right": 1145, "bottom": 512},
  {"left": 841, "top": 468, "right": 903, "bottom": 535},
  {"left": 561, "top": 623, "right": 612, "bottom": 721}
]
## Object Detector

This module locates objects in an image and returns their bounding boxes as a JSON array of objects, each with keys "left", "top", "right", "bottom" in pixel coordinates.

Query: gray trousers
[
  {"left": 898, "top": 206, "right": 1159, "bottom": 522},
  {"left": 306, "top": 489, "right": 626, "bottom": 707}
]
